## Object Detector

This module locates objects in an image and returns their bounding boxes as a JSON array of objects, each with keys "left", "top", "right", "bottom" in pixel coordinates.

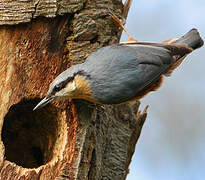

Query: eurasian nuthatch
[{"left": 33, "top": 28, "right": 203, "bottom": 110}]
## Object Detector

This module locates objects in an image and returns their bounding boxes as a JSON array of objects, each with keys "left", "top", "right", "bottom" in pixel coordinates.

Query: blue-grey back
[{"left": 81, "top": 44, "right": 174, "bottom": 104}]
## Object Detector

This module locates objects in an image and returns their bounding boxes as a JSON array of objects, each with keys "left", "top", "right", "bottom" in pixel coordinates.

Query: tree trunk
[{"left": 0, "top": 0, "right": 147, "bottom": 179}]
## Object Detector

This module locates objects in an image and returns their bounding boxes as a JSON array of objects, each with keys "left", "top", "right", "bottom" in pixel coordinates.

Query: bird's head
[{"left": 33, "top": 68, "right": 92, "bottom": 110}]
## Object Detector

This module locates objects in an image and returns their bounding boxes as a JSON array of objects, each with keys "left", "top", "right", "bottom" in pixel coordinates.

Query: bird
[{"left": 33, "top": 28, "right": 203, "bottom": 111}]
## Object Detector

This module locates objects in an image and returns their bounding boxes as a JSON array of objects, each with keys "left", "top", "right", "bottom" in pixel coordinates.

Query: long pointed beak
[{"left": 33, "top": 96, "right": 54, "bottom": 111}]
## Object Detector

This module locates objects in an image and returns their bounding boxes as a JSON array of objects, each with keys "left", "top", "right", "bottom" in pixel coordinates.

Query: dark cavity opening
[{"left": 1, "top": 98, "right": 59, "bottom": 168}]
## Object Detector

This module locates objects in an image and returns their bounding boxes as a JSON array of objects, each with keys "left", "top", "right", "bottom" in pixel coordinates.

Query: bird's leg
[{"left": 108, "top": 8, "right": 137, "bottom": 44}]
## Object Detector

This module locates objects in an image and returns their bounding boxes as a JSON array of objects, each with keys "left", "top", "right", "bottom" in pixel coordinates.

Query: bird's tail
[
  {"left": 171, "top": 28, "right": 204, "bottom": 50},
  {"left": 163, "top": 29, "right": 204, "bottom": 76}
]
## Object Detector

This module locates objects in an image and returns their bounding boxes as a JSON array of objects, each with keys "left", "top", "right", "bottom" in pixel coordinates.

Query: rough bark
[
  {"left": 0, "top": 0, "right": 87, "bottom": 25},
  {"left": 0, "top": 0, "right": 147, "bottom": 179}
]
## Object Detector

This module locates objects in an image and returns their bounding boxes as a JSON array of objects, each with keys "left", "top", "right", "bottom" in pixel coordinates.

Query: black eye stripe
[
  {"left": 53, "top": 76, "right": 74, "bottom": 92},
  {"left": 51, "top": 70, "right": 91, "bottom": 95},
  {"left": 53, "top": 85, "right": 62, "bottom": 92}
]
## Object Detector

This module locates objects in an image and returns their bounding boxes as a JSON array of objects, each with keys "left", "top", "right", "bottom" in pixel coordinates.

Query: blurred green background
[{"left": 121, "top": 1, "right": 205, "bottom": 180}]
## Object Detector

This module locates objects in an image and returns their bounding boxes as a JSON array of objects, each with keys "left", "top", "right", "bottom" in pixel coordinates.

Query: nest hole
[{"left": 1, "top": 98, "right": 59, "bottom": 168}]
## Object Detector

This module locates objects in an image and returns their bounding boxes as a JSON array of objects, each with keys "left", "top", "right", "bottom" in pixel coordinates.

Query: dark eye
[
  {"left": 53, "top": 85, "right": 63, "bottom": 92},
  {"left": 52, "top": 76, "right": 75, "bottom": 94}
]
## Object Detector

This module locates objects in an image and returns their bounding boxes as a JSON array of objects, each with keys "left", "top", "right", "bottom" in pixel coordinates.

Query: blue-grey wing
[{"left": 83, "top": 44, "right": 174, "bottom": 104}]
